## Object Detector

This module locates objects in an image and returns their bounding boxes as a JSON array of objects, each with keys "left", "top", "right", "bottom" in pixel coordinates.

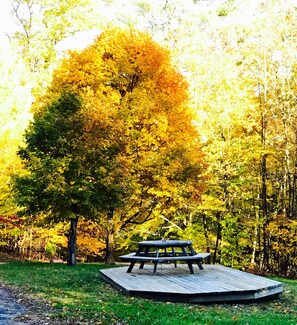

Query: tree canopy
[{"left": 14, "top": 27, "right": 206, "bottom": 265}]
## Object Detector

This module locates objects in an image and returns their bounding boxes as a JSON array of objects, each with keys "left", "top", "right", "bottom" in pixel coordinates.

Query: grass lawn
[{"left": 0, "top": 260, "right": 296, "bottom": 324}]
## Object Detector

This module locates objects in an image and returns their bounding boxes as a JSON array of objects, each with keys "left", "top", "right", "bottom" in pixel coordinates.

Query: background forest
[{"left": 0, "top": 0, "right": 296, "bottom": 277}]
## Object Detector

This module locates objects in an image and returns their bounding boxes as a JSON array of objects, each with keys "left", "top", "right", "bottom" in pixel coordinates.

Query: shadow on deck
[{"left": 100, "top": 264, "right": 283, "bottom": 303}]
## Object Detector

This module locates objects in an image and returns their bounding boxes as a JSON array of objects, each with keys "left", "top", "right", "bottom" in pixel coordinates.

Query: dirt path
[
  {"left": 0, "top": 281, "right": 57, "bottom": 325},
  {"left": 0, "top": 256, "right": 56, "bottom": 325},
  {"left": 0, "top": 286, "right": 27, "bottom": 324},
  {"left": 0, "top": 283, "right": 57, "bottom": 325}
]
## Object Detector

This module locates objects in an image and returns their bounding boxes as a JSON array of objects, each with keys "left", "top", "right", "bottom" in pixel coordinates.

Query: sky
[
  {"left": 0, "top": 1, "right": 13, "bottom": 43},
  {"left": 1, "top": 0, "right": 295, "bottom": 53},
  {"left": 0, "top": 0, "right": 230, "bottom": 49}
]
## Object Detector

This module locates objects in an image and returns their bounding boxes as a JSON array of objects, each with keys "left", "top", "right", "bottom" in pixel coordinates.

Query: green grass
[{"left": 0, "top": 260, "right": 296, "bottom": 324}]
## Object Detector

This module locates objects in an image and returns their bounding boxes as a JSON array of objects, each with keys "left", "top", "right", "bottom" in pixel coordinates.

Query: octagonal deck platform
[{"left": 100, "top": 264, "right": 283, "bottom": 303}]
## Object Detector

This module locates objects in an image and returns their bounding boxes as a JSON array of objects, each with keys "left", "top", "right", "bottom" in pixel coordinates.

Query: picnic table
[{"left": 120, "top": 240, "right": 210, "bottom": 275}]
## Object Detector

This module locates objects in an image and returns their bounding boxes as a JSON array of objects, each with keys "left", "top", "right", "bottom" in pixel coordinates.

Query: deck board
[{"left": 100, "top": 264, "right": 283, "bottom": 303}]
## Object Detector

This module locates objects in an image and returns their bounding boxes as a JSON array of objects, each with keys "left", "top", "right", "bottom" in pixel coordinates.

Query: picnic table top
[{"left": 137, "top": 240, "right": 193, "bottom": 247}]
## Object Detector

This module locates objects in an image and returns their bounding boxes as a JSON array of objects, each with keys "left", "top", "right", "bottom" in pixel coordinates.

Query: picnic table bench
[{"left": 120, "top": 240, "right": 210, "bottom": 275}]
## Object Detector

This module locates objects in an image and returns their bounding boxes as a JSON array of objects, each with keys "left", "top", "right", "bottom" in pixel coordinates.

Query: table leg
[
  {"left": 138, "top": 247, "right": 148, "bottom": 269},
  {"left": 196, "top": 260, "right": 203, "bottom": 270},
  {"left": 127, "top": 261, "right": 136, "bottom": 273},
  {"left": 181, "top": 246, "right": 188, "bottom": 255},
  {"left": 186, "top": 261, "right": 194, "bottom": 274},
  {"left": 139, "top": 262, "right": 145, "bottom": 269},
  {"left": 172, "top": 247, "right": 177, "bottom": 268},
  {"left": 153, "top": 262, "right": 158, "bottom": 275},
  {"left": 188, "top": 244, "right": 196, "bottom": 255}
]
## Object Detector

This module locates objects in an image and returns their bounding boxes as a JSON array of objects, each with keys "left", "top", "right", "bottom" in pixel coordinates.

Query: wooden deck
[{"left": 99, "top": 264, "right": 283, "bottom": 303}]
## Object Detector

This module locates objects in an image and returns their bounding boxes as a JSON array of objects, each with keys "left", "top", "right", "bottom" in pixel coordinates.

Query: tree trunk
[
  {"left": 105, "top": 208, "right": 116, "bottom": 265},
  {"left": 67, "top": 216, "right": 79, "bottom": 266},
  {"left": 28, "top": 227, "right": 33, "bottom": 260},
  {"left": 105, "top": 231, "right": 116, "bottom": 265},
  {"left": 261, "top": 153, "right": 269, "bottom": 269},
  {"left": 257, "top": 50, "right": 270, "bottom": 271},
  {"left": 213, "top": 212, "right": 222, "bottom": 264},
  {"left": 251, "top": 210, "right": 259, "bottom": 265},
  {"left": 202, "top": 215, "right": 211, "bottom": 254}
]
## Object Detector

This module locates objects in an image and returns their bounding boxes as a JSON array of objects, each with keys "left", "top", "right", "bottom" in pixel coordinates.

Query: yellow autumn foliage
[
  {"left": 28, "top": 27, "right": 206, "bottom": 264},
  {"left": 47, "top": 27, "right": 205, "bottom": 202}
]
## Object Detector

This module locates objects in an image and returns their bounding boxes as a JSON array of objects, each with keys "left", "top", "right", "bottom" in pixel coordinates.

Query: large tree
[{"left": 14, "top": 28, "right": 206, "bottom": 265}]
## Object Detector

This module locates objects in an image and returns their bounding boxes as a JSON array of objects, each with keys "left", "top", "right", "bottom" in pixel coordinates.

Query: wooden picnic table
[{"left": 120, "top": 240, "right": 210, "bottom": 275}]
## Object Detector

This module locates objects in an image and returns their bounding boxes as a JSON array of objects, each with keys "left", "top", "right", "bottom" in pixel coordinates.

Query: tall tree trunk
[
  {"left": 251, "top": 213, "right": 259, "bottom": 265},
  {"left": 293, "top": 130, "right": 297, "bottom": 218},
  {"left": 105, "top": 208, "right": 116, "bottom": 265},
  {"left": 105, "top": 231, "right": 116, "bottom": 265},
  {"left": 261, "top": 153, "right": 269, "bottom": 269},
  {"left": 292, "top": 172, "right": 297, "bottom": 218},
  {"left": 258, "top": 54, "right": 270, "bottom": 270},
  {"left": 213, "top": 212, "right": 222, "bottom": 264},
  {"left": 28, "top": 227, "right": 33, "bottom": 260},
  {"left": 67, "top": 216, "right": 79, "bottom": 266},
  {"left": 251, "top": 192, "right": 259, "bottom": 265},
  {"left": 202, "top": 215, "right": 211, "bottom": 254}
]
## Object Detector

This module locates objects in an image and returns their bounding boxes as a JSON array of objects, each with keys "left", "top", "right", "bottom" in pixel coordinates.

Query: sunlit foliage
[
  {"left": 1, "top": 0, "right": 297, "bottom": 276},
  {"left": 14, "top": 27, "right": 205, "bottom": 265}
]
